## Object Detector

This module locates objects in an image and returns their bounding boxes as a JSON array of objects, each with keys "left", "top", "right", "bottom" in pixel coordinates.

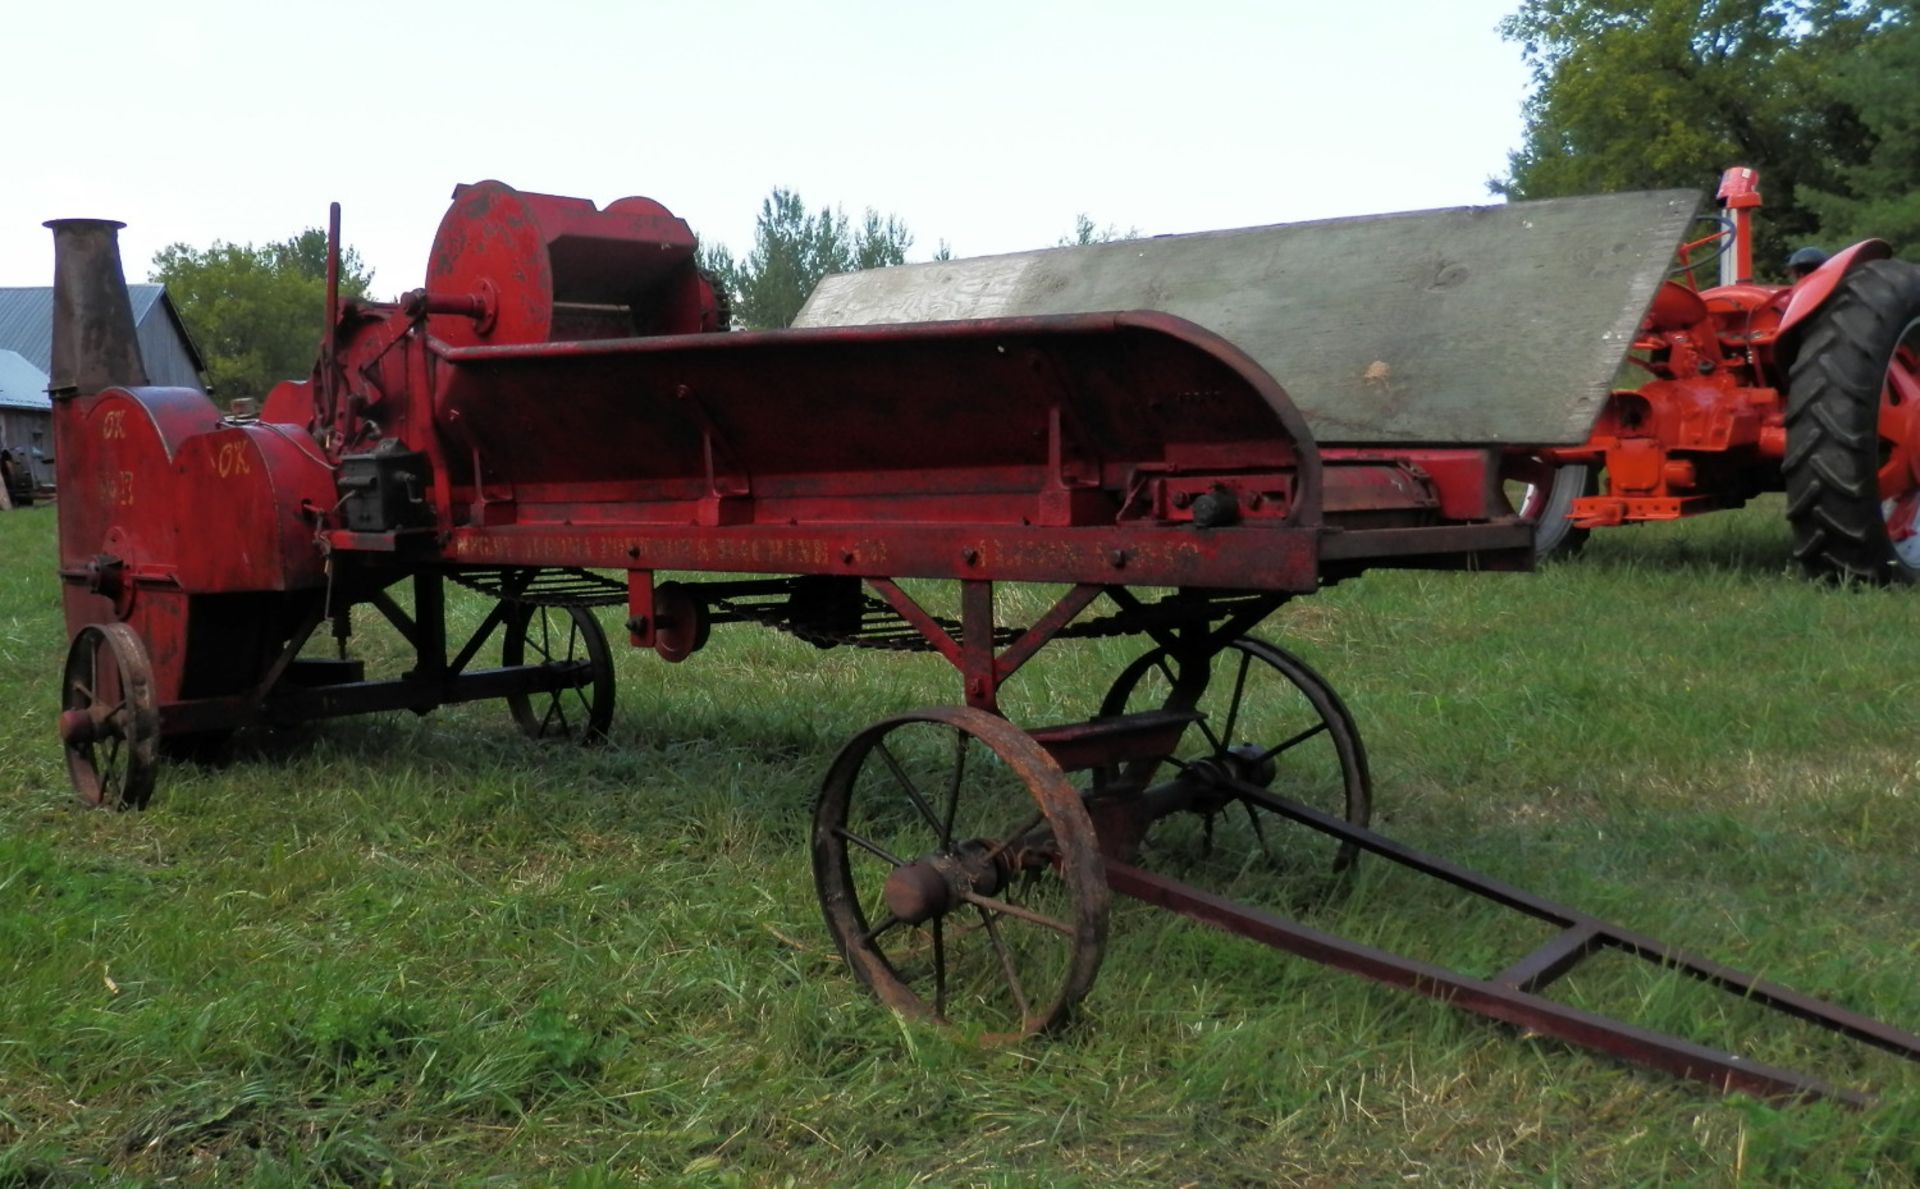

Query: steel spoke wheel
[
  {"left": 501, "top": 603, "right": 615, "bottom": 743},
  {"left": 59, "top": 623, "right": 160, "bottom": 809},
  {"left": 1099, "top": 635, "right": 1370, "bottom": 884},
  {"left": 813, "top": 706, "right": 1109, "bottom": 1042},
  {"left": 1876, "top": 323, "right": 1920, "bottom": 570}
]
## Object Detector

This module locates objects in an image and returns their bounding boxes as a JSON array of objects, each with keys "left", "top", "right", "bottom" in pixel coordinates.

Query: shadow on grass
[
  {"left": 1557, "top": 517, "right": 1801, "bottom": 581},
  {"left": 180, "top": 696, "right": 826, "bottom": 776}
]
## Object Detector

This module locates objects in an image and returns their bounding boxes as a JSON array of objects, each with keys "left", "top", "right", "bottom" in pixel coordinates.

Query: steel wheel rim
[
  {"left": 61, "top": 623, "right": 159, "bottom": 809},
  {"left": 1099, "top": 635, "right": 1371, "bottom": 879},
  {"left": 502, "top": 603, "right": 615, "bottom": 743},
  {"left": 812, "top": 706, "right": 1108, "bottom": 1042},
  {"left": 1876, "top": 317, "right": 1920, "bottom": 571}
]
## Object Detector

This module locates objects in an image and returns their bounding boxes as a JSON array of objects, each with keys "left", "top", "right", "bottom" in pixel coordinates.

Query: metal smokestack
[{"left": 44, "top": 218, "right": 149, "bottom": 397}]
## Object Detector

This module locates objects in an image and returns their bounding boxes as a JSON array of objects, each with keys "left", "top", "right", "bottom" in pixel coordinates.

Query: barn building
[
  {"left": 0, "top": 349, "right": 52, "bottom": 500},
  {"left": 0, "top": 284, "right": 206, "bottom": 391},
  {"left": 0, "top": 285, "right": 206, "bottom": 500}
]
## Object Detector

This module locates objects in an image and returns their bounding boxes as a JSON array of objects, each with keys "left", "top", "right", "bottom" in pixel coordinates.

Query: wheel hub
[
  {"left": 58, "top": 705, "right": 117, "bottom": 746},
  {"left": 1186, "top": 743, "right": 1278, "bottom": 812},
  {"left": 882, "top": 839, "right": 1008, "bottom": 925}
]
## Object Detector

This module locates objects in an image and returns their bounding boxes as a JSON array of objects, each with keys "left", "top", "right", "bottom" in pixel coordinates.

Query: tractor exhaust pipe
[{"left": 43, "top": 218, "right": 148, "bottom": 398}]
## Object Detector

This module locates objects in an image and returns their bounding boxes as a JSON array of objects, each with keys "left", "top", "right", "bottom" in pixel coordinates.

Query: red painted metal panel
[{"left": 1778, "top": 239, "right": 1895, "bottom": 337}]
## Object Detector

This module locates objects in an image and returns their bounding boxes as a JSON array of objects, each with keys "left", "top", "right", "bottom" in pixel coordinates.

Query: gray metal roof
[
  {"left": 0, "top": 284, "right": 199, "bottom": 375},
  {"left": 0, "top": 349, "right": 50, "bottom": 411}
]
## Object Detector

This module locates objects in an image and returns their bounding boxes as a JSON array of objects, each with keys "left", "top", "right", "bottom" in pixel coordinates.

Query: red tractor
[{"left": 1513, "top": 167, "right": 1920, "bottom": 580}]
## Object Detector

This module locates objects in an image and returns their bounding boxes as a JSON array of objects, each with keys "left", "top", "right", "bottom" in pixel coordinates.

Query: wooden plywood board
[{"left": 795, "top": 190, "right": 1701, "bottom": 446}]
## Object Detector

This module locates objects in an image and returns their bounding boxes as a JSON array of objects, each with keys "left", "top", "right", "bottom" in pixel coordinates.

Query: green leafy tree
[
  {"left": 1495, "top": 0, "right": 1899, "bottom": 273},
  {"left": 1799, "top": 18, "right": 1920, "bottom": 258},
  {"left": 150, "top": 232, "right": 374, "bottom": 403},
  {"left": 704, "top": 189, "right": 917, "bottom": 330}
]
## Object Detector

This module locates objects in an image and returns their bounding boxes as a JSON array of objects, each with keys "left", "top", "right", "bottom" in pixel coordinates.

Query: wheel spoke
[
  {"left": 1881, "top": 451, "right": 1913, "bottom": 502},
  {"left": 943, "top": 727, "right": 966, "bottom": 842},
  {"left": 982, "top": 810, "right": 1048, "bottom": 864},
  {"left": 861, "top": 912, "right": 904, "bottom": 943},
  {"left": 1883, "top": 361, "right": 1920, "bottom": 500},
  {"left": 1193, "top": 715, "right": 1226, "bottom": 756},
  {"left": 1255, "top": 720, "right": 1330, "bottom": 765},
  {"left": 960, "top": 890, "right": 1075, "bottom": 937},
  {"left": 977, "top": 907, "right": 1032, "bottom": 1024},
  {"left": 565, "top": 617, "right": 581, "bottom": 663},
  {"left": 834, "top": 827, "right": 906, "bottom": 868},
  {"left": 1243, "top": 799, "right": 1275, "bottom": 861},
  {"left": 1882, "top": 391, "right": 1915, "bottom": 446},
  {"left": 522, "top": 619, "right": 553, "bottom": 663},
  {"left": 1220, "top": 650, "right": 1253, "bottom": 745},
  {"left": 874, "top": 742, "right": 949, "bottom": 845},
  {"left": 1889, "top": 358, "right": 1920, "bottom": 410}
]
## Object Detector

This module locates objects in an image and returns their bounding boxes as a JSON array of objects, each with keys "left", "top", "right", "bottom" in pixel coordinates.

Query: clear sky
[{"left": 0, "top": 0, "right": 1534, "bottom": 295}]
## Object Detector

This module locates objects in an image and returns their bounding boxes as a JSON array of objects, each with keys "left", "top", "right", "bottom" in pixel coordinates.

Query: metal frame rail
[{"left": 1108, "top": 775, "right": 1920, "bottom": 1105}]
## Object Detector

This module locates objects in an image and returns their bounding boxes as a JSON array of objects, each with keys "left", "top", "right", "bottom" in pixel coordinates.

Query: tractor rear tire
[{"left": 1784, "top": 259, "right": 1920, "bottom": 584}]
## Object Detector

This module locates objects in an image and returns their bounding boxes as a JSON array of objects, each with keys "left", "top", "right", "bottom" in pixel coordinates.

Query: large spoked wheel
[
  {"left": 812, "top": 706, "right": 1109, "bottom": 1042},
  {"left": 1099, "top": 636, "right": 1370, "bottom": 880},
  {"left": 501, "top": 603, "right": 615, "bottom": 742},
  {"left": 58, "top": 623, "right": 161, "bottom": 809},
  {"left": 1505, "top": 459, "right": 1594, "bottom": 561},
  {"left": 1785, "top": 258, "right": 1920, "bottom": 583}
]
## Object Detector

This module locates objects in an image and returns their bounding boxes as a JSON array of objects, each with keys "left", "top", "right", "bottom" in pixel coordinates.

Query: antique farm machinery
[
  {"left": 1501, "top": 167, "right": 1920, "bottom": 577},
  {"left": 47, "top": 182, "right": 1920, "bottom": 1103},
  {"left": 852, "top": 167, "right": 1920, "bottom": 579}
]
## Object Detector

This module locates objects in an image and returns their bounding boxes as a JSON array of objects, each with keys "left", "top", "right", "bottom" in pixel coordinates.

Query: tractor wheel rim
[{"left": 1878, "top": 317, "right": 1920, "bottom": 569}]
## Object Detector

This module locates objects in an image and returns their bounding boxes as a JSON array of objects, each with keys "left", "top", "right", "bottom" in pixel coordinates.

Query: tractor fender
[{"left": 1778, "top": 240, "right": 1895, "bottom": 339}]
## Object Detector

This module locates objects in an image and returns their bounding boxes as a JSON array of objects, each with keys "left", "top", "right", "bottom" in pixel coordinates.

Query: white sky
[{"left": 0, "top": 0, "right": 1533, "bottom": 295}]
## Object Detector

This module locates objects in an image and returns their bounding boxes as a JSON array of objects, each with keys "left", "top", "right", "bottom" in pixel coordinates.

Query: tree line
[
  {"left": 1496, "top": 0, "right": 1917, "bottom": 271},
  {"left": 157, "top": 1, "right": 1917, "bottom": 401}
]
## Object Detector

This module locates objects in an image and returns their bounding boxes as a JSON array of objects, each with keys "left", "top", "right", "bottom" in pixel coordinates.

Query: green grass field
[{"left": 4, "top": 500, "right": 1919, "bottom": 1185}]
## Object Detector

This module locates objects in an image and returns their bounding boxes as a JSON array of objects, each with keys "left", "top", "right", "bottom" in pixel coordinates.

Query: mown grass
[{"left": 3, "top": 500, "right": 1919, "bottom": 1185}]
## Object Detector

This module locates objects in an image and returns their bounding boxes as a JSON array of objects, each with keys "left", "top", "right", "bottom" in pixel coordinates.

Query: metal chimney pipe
[{"left": 43, "top": 218, "right": 149, "bottom": 397}]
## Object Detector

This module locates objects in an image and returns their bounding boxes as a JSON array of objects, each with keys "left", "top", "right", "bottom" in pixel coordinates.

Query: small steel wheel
[
  {"left": 501, "top": 603, "right": 615, "bottom": 742},
  {"left": 1100, "top": 635, "right": 1370, "bottom": 880},
  {"left": 812, "top": 706, "right": 1109, "bottom": 1041},
  {"left": 59, "top": 623, "right": 161, "bottom": 809}
]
